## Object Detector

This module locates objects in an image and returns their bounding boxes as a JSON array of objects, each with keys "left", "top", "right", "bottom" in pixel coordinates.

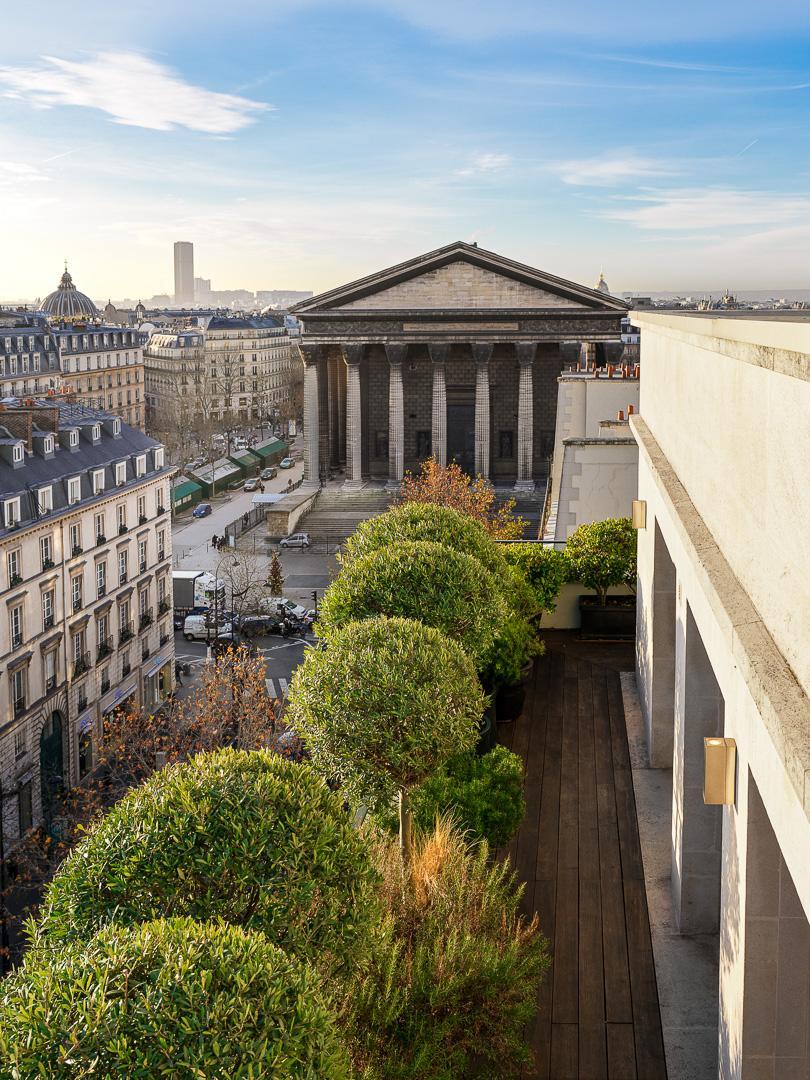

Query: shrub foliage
[
  {"left": 317, "top": 540, "right": 505, "bottom": 663},
  {"left": 0, "top": 917, "right": 349, "bottom": 1078},
  {"left": 400, "top": 456, "right": 526, "bottom": 540},
  {"left": 503, "top": 543, "right": 571, "bottom": 613},
  {"left": 564, "top": 517, "right": 637, "bottom": 605},
  {"left": 32, "top": 748, "right": 377, "bottom": 974}
]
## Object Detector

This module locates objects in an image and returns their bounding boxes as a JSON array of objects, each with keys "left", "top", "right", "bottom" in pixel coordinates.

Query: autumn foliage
[{"left": 400, "top": 457, "right": 525, "bottom": 540}]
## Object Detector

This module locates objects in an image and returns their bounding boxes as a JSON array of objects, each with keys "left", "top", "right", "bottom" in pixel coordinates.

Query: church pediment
[{"left": 291, "top": 241, "right": 628, "bottom": 315}]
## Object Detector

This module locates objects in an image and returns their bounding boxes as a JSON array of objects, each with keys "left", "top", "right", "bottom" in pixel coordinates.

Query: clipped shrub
[
  {"left": 504, "top": 543, "right": 571, "bottom": 613},
  {"left": 32, "top": 748, "right": 377, "bottom": 975},
  {"left": 482, "top": 608, "right": 543, "bottom": 687},
  {"left": 0, "top": 917, "right": 349, "bottom": 1078},
  {"left": 287, "top": 616, "right": 483, "bottom": 852},
  {"left": 380, "top": 746, "right": 526, "bottom": 849},
  {"left": 317, "top": 540, "right": 505, "bottom": 664},
  {"left": 565, "top": 517, "right": 637, "bottom": 605},
  {"left": 348, "top": 821, "right": 549, "bottom": 1079}
]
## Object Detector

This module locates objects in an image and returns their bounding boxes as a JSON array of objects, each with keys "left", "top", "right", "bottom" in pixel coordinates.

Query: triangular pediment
[{"left": 290, "top": 241, "right": 628, "bottom": 314}]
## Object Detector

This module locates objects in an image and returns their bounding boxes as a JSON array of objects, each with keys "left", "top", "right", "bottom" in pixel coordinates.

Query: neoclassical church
[{"left": 291, "top": 242, "right": 628, "bottom": 490}]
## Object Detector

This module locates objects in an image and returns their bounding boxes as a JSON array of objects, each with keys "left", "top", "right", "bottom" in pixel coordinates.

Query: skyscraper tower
[{"left": 173, "top": 241, "right": 194, "bottom": 307}]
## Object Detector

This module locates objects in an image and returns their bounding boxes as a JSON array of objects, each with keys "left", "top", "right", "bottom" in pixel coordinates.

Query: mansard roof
[{"left": 290, "top": 241, "right": 629, "bottom": 315}]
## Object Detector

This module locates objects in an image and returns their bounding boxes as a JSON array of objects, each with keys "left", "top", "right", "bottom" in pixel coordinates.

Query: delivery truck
[{"left": 172, "top": 571, "right": 225, "bottom": 629}]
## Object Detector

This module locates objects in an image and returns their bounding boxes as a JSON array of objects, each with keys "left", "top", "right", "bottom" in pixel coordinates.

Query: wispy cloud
[
  {"left": 553, "top": 155, "right": 677, "bottom": 186},
  {"left": 599, "top": 188, "right": 810, "bottom": 230},
  {"left": 456, "top": 152, "right": 511, "bottom": 178},
  {"left": 0, "top": 52, "right": 269, "bottom": 134},
  {"left": 0, "top": 162, "right": 50, "bottom": 185}
]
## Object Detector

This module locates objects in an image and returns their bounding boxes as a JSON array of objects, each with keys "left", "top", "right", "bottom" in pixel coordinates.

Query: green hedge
[
  {"left": 503, "top": 544, "right": 571, "bottom": 613},
  {"left": 0, "top": 917, "right": 349, "bottom": 1078},
  {"left": 32, "top": 749, "right": 377, "bottom": 975}
]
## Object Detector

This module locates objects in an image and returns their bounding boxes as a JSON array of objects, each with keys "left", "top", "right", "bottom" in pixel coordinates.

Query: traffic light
[{"left": 311, "top": 591, "right": 318, "bottom": 603}]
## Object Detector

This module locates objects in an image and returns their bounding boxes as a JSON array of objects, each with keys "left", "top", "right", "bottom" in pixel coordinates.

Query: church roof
[
  {"left": 41, "top": 266, "right": 100, "bottom": 320},
  {"left": 596, "top": 271, "right": 611, "bottom": 295}
]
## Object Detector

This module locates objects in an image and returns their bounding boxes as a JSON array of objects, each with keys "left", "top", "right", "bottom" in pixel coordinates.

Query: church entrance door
[{"left": 446, "top": 387, "right": 475, "bottom": 475}]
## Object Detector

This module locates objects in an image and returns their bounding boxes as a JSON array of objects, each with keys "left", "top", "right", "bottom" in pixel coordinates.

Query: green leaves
[
  {"left": 564, "top": 517, "right": 637, "bottom": 606},
  {"left": 0, "top": 918, "right": 349, "bottom": 1078},
  {"left": 287, "top": 617, "right": 484, "bottom": 812},
  {"left": 32, "top": 750, "right": 378, "bottom": 978}
]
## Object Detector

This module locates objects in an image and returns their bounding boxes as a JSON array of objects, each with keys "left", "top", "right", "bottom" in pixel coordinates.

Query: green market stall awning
[
  {"left": 252, "top": 438, "right": 288, "bottom": 463},
  {"left": 228, "top": 449, "right": 262, "bottom": 475},
  {"left": 171, "top": 478, "right": 205, "bottom": 510},
  {"left": 187, "top": 458, "right": 242, "bottom": 496}
]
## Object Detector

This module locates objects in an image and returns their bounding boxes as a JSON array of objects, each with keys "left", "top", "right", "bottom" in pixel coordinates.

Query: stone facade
[{"left": 291, "top": 241, "right": 627, "bottom": 490}]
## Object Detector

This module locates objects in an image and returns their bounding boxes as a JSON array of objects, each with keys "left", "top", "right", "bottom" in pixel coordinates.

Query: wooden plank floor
[{"left": 499, "top": 632, "right": 667, "bottom": 1080}]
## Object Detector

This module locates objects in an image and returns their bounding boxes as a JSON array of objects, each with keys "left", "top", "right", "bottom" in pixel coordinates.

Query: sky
[{"left": 1, "top": 0, "right": 809, "bottom": 301}]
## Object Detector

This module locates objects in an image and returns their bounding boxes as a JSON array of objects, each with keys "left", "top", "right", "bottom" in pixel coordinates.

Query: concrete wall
[
  {"left": 553, "top": 438, "right": 638, "bottom": 543},
  {"left": 631, "top": 312, "right": 810, "bottom": 1079}
]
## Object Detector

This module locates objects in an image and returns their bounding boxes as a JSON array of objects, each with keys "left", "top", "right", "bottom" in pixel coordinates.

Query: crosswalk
[{"left": 265, "top": 677, "right": 289, "bottom": 700}]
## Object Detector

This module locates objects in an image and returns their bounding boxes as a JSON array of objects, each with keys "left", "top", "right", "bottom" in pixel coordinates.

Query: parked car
[
  {"left": 279, "top": 457, "right": 294, "bottom": 469},
  {"left": 259, "top": 596, "right": 312, "bottom": 621},
  {"left": 192, "top": 502, "right": 212, "bottom": 518},
  {"left": 280, "top": 531, "right": 311, "bottom": 549},
  {"left": 239, "top": 614, "right": 284, "bottom": 637},
  {"left": 244, "top": 478, "right": 259, "bottom": 492},
  {"left": 173, "top": 604, "right": 209, "bottom": 631},
  {"left": 182, "top": 615, "right": 236, "bottom": 642},
  {"left": 260, "top": 467, "right": 277, "bottom": 480},
  {"left": 227, "top": 479, "right": 245, "bottom": 491}
]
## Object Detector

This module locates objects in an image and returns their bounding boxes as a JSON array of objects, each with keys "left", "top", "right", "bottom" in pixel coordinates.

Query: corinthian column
[
  {"left": 299, "top": 343, "right": 321, "bottom": 486},
  {"left": 429, "top": 343, "right": 449, "bottom": 466},
  {"left": 514, "top": 343, "right": 537, "bottom": 491},
  {"left": 385, "top": 343, "right": 406, "bottom": 490},
  {"left": 472, "top": 343, "right": 492, "bottom": 480},
  {"left": 342, "top": 344, "right": 364, "bottom": 491}
]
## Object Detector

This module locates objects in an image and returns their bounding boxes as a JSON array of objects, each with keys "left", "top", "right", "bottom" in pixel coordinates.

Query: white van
[{"left": 183, "top": 615, "right": 235, "bottom": 642}]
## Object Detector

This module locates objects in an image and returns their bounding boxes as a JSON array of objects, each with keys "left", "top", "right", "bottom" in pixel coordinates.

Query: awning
[
  {"left": 251, "top": 493, "right": 287, "bottom": 506},
  {"left": 102, "top": 679, "right": 138, "bottom": 713},
  {"left": 252, "top": 438, "right": 287, "bottom": 461},
  {"left": 78, "top": 712, "right": 94, "bottom": 734},
  {"left": 144, "top": 650, "right": 172, "bottom": 679}
]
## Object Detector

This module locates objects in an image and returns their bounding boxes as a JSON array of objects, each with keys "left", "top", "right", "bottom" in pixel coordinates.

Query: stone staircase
[{"left": 298, "top": 487, "right": 394, "bottom": 541}]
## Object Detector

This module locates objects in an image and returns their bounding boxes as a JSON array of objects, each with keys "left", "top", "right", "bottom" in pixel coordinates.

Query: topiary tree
[
  {"left": 0, "top": 917, "right": 349, "bottom": 1078},
  {"left": 31, "top": 748, "right": 378, "bottom": 976},
  {"left": 317, "top": 540, "right": 505, "bottom": 665},
  {"left": 287, "top": 616, "right": 484, "bottom": 861},
  {"left": 565, "top": 517, "right": 637, "bottom": 606},
  {"left": 503, "top": 543, "right": 571, "bottom": 614}
]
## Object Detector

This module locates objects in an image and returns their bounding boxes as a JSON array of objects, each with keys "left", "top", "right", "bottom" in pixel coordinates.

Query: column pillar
[
  {"left": 385, "top": 343, "right": 406, "bottom": 490},
  {"left": 514, "top": 342, "right": 536, "bottom": 491},
  {"left": 300, "top": 343, "right": 321, "bottom": 487},
  {"left": 342, "top": 343, "right": 364, "bottom": 491},
  {"left": 428, "top": 343, "right": 449, "bottom": 466},
  {"left": 472, "top": 343, "right": 492, "bottom": 480}
]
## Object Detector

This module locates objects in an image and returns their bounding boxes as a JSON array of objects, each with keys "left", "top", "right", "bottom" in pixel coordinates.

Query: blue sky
[{"left": 1, "top": 0, "right": 809, "bottom": 301}]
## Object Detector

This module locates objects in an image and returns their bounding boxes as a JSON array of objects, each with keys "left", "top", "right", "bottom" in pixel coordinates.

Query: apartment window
[
  {"left": 3, "top": 496, "right": 21, "bottom": 528},
  {"left": 12, "top": 443, "right": 23, "bottom": 464},
  {"left": 498, "top": 430, "right": 515, "bottom": 459},
  {"left": 38, "top": 485, "right": 52, "bottom": 514},
  {"left": 138, "top": 539, "right": 147, "bottom": 574},
  {"left": 97, "top": 613, "right": 108, "bottom": 648},
  {"left": 68, "top": 430, "right": 79, "bottom": 448},
  {"left": 96, "top": 561, "right": 106, "bottom": 597},
  {"left": 118, "top": 549, "right": 128, "bottom": 585},
  {"left": 154, "top": 447, "right": 164, "bottom": 468},
  {"left": 10, "top": 668, "right": 26, "bottom": 716},
  {"left": 18, "top": 780, "right": 33, "bottom": 835},
  {"left": 137, "top": 495, "right": 147, "bottom": 522},
  {"left": 44, "top": 648, "right": 56, "bottom": 693},
  {"left": 92, "top": 468, "right": 105, "bottom": 495},
  {"left": 117, "top": 504, "right": 127, "bottom": 532},
  {"left": 14, "top": 728, "right": 26, "bottom": 760},
  {"left": 115, "top": 462, "right": 126, "bottom": 486},
  {"left": 40, "top": 534, "right": 53, "bottom": 569},
  {"left": 67, "top": 477, "right": 81, "bottom": 505},
  {"left": 7, "top": 547, "right": 21, "bottom": 584},
  {"left": 43, "top": 435, "right": 53, "bottom": 455},
  {"left": 73, "top": 629, "right": 85, "bottom": 666},
  {"left": 42, "top": 589, "right": 54, "bottom": 630},
  {"left": 135, "top": 454, "right": 146, "bottom": 477},
  {"left": 92, "top": 424, "right": 101, "bottom": 441},
  {"left": 9, "top": 603, "right": 23, "bottom": 649},
  {"left": 94, "top": 512, "right": 106, "bottom": 542},
  {"left": 78, "top": 724, "right": 92, "bottom": 779},
  {"left": 71, "top": 574, "right": 83, "bottom": 612},
  {"left": 112, "top": 418, "right": 121, "bottom": 436},
  {"left": 157, "top": 529, "right": 166, "bottom": 561}
]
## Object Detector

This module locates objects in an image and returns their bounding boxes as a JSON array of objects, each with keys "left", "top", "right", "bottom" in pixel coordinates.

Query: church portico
[{"left": 291, "top": 242, "right": 627, "bottom": 490}]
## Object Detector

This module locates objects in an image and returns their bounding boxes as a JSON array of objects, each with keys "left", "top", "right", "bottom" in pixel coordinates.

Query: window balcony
[
  {"left": 11, "top": 631, "right": 23, "bottom": 650},
  {"left": 13, "top": 696, "right": 26, "bottom": 717},
  {"left": 156, "top": 505, "right": 166, "bottom": 516},
  {"left": 139, "top": 560, "right": 147, "bottom": 574},
  {"left": 72, "top": 651, "right": 92, "bottom": 679},
  {"left": 100, "top": 675, "right": 110, "bottom": 694},
  {"left": 119, "top": 571, "right": 128, "bottom": 586},
  {"left": 72, "top": 595, "right": 83, "bottom": 613},
  {"left": 118, "top": 621, "right": 134, "bottom": 646},
  {"left": 159, "top": 630, "right": 170, "bottom": 647},
  {"left": 97, "top": 636, "right": 113, "bottom": 662},
  {"left": 158, "top": 597, "right": 171, "bottom": 616},
  {"left": 141, "top": 643, "right": 151, "bottom": 662},
  {"left": 71, "top": 544, "right": 83, "bottom": 557},
  {"left": 118, "top": 523, "right": 128, "bottom": 536},
  {"left": 42, "top": 558, "right": 55, "bottom": 571},
  {"left": 138, "top": 513, "right": 148, "bottom": 526},
  {"left": 9, "top": 573, "right": 22, "bottom": 588},
  {"left": 121, "top": 660, "right": 131, "bottom": 678},
  {"left": 139, "top": 609, "right": 153, "bottom": 631},
  {"left": 77, "top": 693, "right": 88, "bottom": 713},
  {"left": 43, "top": 613, "right": 54, "bottom": 631},
  {"left": 45, "top": 675, "right": 57, "bottom": 694},
  {"left": 96, "top": 534, "right": 107, "bottom": 546},
  {"left": 97, "top": 583, "right": 106, "bottom": 598}
]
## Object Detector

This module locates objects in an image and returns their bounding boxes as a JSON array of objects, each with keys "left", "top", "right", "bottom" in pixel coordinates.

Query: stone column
[
  {"left": 385, "top": 343, "right": 406, "bottom": 490},
  {"left": 514, "top": 343, "right": 536, "bottom": 491},
  {"left": 472, "top": 343, "right": 492, "bottom": 480},
  {"left": 342, "top": 344, "right": 364, "bottom": 491},
  {"left": 300, "top": 343, "right": 321, "bottom": 486},
  {"left": 429, "top": 343, "right": 449, "bottom": 466}
]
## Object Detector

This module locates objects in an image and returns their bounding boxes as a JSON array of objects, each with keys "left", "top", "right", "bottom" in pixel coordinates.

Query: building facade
[
  {"left": 0, "top": 312, "right": 62, "bottom": 399},
  {"left": 174, "top": 242, "right": 194, "bottom": 307},
  {"left": 631, "top": 312, "right": 810, "bottom": 1076},
  {"left": 55, "top": 325, "right": 146, "bottom": 430},
  {"left": 291, "top": 241, "right": 627, "bottom": 490},
  {"left": 143, "top": 316, "right": 294, "bottom": 431},
  {"left": 0, "top": 404, "right": 174, "bottom": 848}
]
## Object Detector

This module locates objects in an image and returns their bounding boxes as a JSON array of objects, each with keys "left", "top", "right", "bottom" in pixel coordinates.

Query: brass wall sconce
[
  {"left": 704, "top": 737, "right": 736, "bottom": 805},
  {"left": 632, "top": 499, "right": 647, "bottom": 529}
]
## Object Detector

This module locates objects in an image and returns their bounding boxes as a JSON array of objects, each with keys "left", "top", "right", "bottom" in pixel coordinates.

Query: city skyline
[{"left": 1, "top": 1, "right": 809, "bottom": 298}]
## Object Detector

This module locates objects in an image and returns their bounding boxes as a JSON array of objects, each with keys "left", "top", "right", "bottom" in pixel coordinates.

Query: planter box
[
  {"left": 579, "top": 595, "right": 636, "bottom": 640},
  {"left": 495, "top": 681, "right": 525, "bottom": 725},
  {"left": 476, "top": 700, "right": 497, "bottom": 756}
]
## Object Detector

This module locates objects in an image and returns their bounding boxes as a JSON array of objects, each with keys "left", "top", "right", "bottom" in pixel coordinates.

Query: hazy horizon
[{"left": 1, "top": 1, "right": 809, "bottom": 299}]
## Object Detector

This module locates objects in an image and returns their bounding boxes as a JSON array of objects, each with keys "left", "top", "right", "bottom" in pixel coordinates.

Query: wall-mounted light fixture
[
  {"left": 632, "top": 499, "right": 647, "bottom": 529},
  {"left": 704, "top": 737, "right": 736, "bottom": 805}
]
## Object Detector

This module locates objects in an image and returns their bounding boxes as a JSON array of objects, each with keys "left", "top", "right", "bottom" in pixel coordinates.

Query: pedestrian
[
  {"left": 174, "top": 661, "right": 184, "bottom": 687},
  {"left": 259, "top": 482, "right": 265, "bottom": 493},
  {"left": 211, "top": 533, "right": 218, "bottom": 549},
  {"left": 243, "top": 512, "right": 249, "bottom": 526}
]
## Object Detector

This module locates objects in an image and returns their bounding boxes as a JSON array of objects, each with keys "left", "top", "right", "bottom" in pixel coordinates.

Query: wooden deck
[{"left": 499, "top": 632, "right": 667, "bottom": 1080}]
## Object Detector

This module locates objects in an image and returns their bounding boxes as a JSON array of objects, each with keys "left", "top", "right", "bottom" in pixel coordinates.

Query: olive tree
[
  {"left": 31, "top": 748, "right": 377, "bottom": 976},
  {"left": 317, "top": 540, "right": 505, "bottom": 665},
  {"left": 1, "top": 918, "right": 348, "bottom": 1078},
  {"left": 287, "top": 616, "right": 484, "bottom": 861},
  {"left": 564, "top": 517, "right": 637, "bottom": 606}
]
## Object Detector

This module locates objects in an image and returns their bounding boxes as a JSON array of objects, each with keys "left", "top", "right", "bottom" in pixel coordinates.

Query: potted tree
[{"left": 565, "top": 517, "right": 637, "bottom": 639}]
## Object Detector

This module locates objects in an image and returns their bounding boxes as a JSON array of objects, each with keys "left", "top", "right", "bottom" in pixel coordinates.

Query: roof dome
[
  {"left": 41, "top": 265, "right": 100, "bottom": 320},
  {"left": 596, "top": 271, "right": 611, "bottom": 295}
]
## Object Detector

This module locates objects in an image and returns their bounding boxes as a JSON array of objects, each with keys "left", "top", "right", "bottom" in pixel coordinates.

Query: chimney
[
  {"left": 0, "top": 412, "right": 33, "bottom": 450},
  {"left": 628, "top": 404, "right": 635, "bottom": 415},
  {"left": 618, "top": 409, "right": 625, "bottom": 421}
]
